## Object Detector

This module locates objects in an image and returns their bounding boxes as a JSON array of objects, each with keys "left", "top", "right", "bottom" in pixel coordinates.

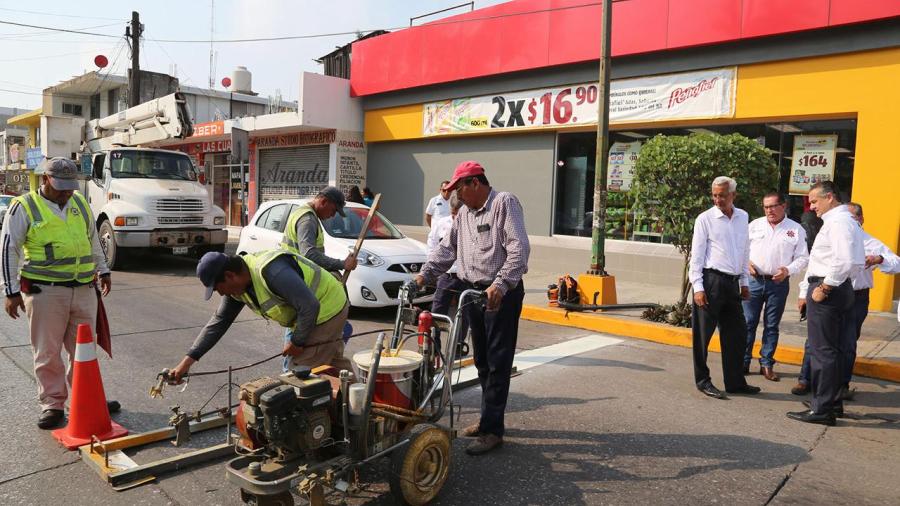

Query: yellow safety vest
[
  {"left": 281, "top": 203, "right": 324, "bottom": 254},
  {"left": 234, "top": 250, "right": 346, "bottom": 327},
  {"left": 14, "top": 191, "right": 95, "bottom": 284}
]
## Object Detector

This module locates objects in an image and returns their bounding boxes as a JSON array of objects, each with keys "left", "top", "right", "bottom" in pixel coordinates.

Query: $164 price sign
[{"left": 490, "top": 85, "right": 598, "bottom": 129}]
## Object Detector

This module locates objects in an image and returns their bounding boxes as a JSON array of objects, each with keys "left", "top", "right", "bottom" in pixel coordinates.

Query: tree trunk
[{"left": 680, "top": 255, "right": 691, "bottom": 306}]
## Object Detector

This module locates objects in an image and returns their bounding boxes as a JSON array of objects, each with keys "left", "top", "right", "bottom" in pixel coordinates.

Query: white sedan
[{"left": 237, "top": 199, "right": 434, "bottom": 308}]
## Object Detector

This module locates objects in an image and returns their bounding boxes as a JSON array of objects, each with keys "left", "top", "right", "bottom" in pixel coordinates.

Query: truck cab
[
  {"left": 78, "top": 92, "right": 227, "bottom": 269},
  {"left": 86, "top": 147, "right": 227, "bottom": 269}
]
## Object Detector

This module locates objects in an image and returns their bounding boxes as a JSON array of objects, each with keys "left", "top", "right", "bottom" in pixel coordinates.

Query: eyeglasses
[{"left": 763, "top": 204, "right": 785, "bottom": 210}]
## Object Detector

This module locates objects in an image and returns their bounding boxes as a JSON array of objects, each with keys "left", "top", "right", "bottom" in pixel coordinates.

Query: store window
[{"left": 553, "top": 119, "right": 858, "bottom": 242}]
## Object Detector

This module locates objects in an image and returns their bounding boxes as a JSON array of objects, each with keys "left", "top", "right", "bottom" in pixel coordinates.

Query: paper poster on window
[
  {"left": 607, "top": 141, "right": 641, "bottom": 192},
  {"left": 788, "top": 135, "right": 837, "bottom": 196}
]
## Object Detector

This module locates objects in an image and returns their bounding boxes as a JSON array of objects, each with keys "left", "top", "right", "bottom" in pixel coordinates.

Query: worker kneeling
[{"left": 170, "top": 249, "right": 351, "bottom": 382}]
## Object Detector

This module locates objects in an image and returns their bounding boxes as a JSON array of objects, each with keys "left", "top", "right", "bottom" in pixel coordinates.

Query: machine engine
[{"left": 237, "top": 369, "right": 333, "bottom": 460}]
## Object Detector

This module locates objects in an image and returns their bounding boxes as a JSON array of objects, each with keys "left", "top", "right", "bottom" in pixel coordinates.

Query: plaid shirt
[{"left": 421, "top": 189, "right": 530, "bottom": 296}]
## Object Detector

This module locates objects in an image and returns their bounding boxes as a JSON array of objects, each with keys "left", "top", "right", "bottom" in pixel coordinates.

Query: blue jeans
[{"left": 742, "top": 275, "right": 789, "bottom": 368}]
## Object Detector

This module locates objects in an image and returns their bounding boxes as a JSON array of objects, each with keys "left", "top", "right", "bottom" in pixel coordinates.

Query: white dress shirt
[
  {"left": 689, "top": 206, "right": 750, "bottom": 292},
  {"left": 426, "top": 214, "right": 457, "bottom": 274},
  {"left": 748, "top": 216, "right": 809, "bottom": 276},
  {"left": 425, "top": 194, "right": 451, "bottom": 222},
  {"left": 1, "top": 190, "right": 109, "bottom": 296},
  {"left": 798, "top": 205, "right": 865, "bottom": 298},
  {"left": 850, "top": 229, "right": 900, "bottom": 290}
]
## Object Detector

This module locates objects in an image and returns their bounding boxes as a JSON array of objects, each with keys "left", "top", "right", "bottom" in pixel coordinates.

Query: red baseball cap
[{"left": 444, "top": 161, "right": 485, "bottom": 190}]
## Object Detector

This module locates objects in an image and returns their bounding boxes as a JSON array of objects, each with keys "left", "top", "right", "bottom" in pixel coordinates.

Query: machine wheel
[
  {"left": 239, "top": 489, "right": 294, "bottom": 506},
  {"left": 389, "top": 423, "right": 451, "bottom": 506},
  {"left": 99, "top": 220, "right": 127, "bottom": 270}
]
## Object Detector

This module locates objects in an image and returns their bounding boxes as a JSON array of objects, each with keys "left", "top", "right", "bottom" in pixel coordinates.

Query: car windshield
[
  {"left": 322, "top": 207, "right": 404, "bottom": 239},
  {"left": 0, "top": 196, "right": 12, "bottom": 208},
  {"left": 109, "top": 150, "right": 196, "bottom": 181}
]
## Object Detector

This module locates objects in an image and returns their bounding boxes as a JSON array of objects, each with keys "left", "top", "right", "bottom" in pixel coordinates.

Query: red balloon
[
  {"left": 221, "top": 77, "right": 232, "bottom": 88},
  {"left": 94, "top": 55, "right": 108, "bottom": 68}
]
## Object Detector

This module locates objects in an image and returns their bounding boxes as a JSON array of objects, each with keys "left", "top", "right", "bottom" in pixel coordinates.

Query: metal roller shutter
[{"left": 258, "top": 145, "right": 330, "bottom": 203}]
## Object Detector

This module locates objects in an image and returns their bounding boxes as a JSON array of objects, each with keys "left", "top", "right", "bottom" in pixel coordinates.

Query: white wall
[
  {"left": 41, "top": 116, "right": 84, "bottom": 159},
  {"left": 298, "top": 73, "right": 363, "bottom": 131}
]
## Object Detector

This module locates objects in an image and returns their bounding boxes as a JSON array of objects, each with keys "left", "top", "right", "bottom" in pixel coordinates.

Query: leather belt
[
  {"left": 807, "top": 276, "right": 824, "bottom": 283},
  {"left": 31, "top": 280, "right": 92, "bottom": 288},
  {"left": 703, "top": 268, "right": 740, "bottom": 281}
]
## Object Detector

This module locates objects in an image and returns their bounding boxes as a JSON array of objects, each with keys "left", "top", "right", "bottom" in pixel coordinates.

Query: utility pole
[
  {"left": 589, "top": 0, "right": 613, "bottom": 275},
  {"left": 127, "top": 11, "right": 142, "bottom": 107},
  {"left": 577, "top": 0, "right": 617, "bottom": 305}
]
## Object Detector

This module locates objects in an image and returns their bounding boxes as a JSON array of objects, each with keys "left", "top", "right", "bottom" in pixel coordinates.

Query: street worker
[
  {"left": 169, "top": 249, "right": 351, "bottom": 383},
  {"left": 788, "top": 182, "right": 864, "bottom": 426},
  {"left": 792, "top": 201, "right": 899, "bottom": 398},
  {"left": 281, "top": 186, "right": 357, "bottom": 370},
  {"left": 688, "top": 176, "right": 760, "bottom": 399},
  {"left": 0, "top": 157, "right": 115, "bottom": 429},
  {"left": 282, "top": 186, "right": 358, "bottom": 274},
  {"left": 416, "top": 161, "right": 530, "bottom": 456},
  {"left": 426, "top": 191, "right": 467, "bottom": 353},
  {"left": 743, "top": 192, "right": 808, "bottom": 381},
  {"left": 425, "top": 180, "right": 452, "bottom": 228}
]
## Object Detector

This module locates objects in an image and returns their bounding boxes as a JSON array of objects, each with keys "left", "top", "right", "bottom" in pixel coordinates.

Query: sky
[{"left": 0, "top": 0, "right": 510, "bottom": 112}]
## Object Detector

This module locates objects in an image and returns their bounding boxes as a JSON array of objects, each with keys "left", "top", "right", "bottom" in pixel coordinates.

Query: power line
[
  {"left": 0, "top": 19, "right": 120, "bottom": 38},
  {"left": 0, "top": 7, "right": 122, "bottom": 21},
  {"left": 0, "top": 22, "right": 121, "bottom": 40},
  {"left": 146, "top": 1, "right": 611, "bottom": 43},
  {"left": 0, "top": 46, "right": 116, "bottom": 63}
]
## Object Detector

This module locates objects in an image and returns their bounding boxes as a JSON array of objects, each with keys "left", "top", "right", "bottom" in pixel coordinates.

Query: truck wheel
[
  {"left": 99, "top": 220, "right": 127, "bottom": 270},
  {"left": 389, "top": 423, "right": 451, "bottom": 506}
]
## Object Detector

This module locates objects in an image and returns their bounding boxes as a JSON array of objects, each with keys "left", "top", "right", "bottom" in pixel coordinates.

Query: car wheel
[{"left": 99, "top": 220, "right": 127, "bottom": 270}]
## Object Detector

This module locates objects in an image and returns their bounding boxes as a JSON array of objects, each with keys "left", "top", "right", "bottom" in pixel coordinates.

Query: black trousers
[
  {"left": 807, "top": 278, "right": 854, "bottom": 413},
  {"left": 842, "top": 288, "right": 870, "bottom": 386},
  {"left": 430, "top": 273, "right": 469, "bottom": 354},
  {"left": 464, "top": 281, "right": 524, "bottom": 438},
  {"left": 692, "top": 270, "right": 748, "bottom": 390}
]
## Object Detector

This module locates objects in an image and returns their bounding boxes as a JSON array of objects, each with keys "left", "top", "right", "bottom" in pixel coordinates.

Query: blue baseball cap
[{"left": 197, "top": 252, "right": 229, "bottom": 300}]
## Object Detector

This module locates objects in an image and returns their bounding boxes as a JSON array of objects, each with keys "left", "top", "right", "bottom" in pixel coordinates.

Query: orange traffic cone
[{"left": 52, "top": 324, "right": 128, "bottom": 450}]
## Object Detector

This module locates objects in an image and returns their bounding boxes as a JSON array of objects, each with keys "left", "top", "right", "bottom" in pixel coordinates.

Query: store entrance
[
  {"left": 553, "top": 132, "right": 596, "bottom": 237},
  {"left": 209, "top": 154, "right": 246, "bottom": 226}
]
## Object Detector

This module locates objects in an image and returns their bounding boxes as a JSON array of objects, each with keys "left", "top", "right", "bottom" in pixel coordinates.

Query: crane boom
[{"left": 85, "top": 92, "right": 193, "bottom": 153}]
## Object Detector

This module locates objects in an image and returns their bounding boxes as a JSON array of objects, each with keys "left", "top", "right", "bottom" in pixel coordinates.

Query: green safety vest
[
  {"left": 14, "top": 191, "right": 96, "bottom": 284},
  {"left": 281, "top": 203, "right": 324, "bottom": 255},
  {"left": 234, "top": 250, "right": 346, "bottom": 327}
]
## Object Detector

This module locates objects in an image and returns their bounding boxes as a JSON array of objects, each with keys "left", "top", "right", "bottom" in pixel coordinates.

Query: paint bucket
[{"left": 353, "top": 349, "right": 423, "bottom": 410}]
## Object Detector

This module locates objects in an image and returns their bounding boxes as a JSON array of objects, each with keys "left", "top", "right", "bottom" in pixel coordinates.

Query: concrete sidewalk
[{"left": 402, "top": 225, "right": 900, "bottom": 383}]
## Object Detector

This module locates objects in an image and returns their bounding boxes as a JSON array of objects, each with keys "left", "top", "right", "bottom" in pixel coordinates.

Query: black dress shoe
[
  {"left": 37, "top": 409, "right": 64, "bottom": 429},
  {"left": 726, "top": 384, "right": 761, "bottom": 394},
  {"left": 107, "top": 400, "right": 121, "bottom": 414},
  {"left": 698, "top": 383, "right": 726, "bottom": 399},
  {"left": 786, "top": 409, "right": 836, "bottom": 426},
  {"left": 802, "top": 400, "right": 844, "bottom": 418}
]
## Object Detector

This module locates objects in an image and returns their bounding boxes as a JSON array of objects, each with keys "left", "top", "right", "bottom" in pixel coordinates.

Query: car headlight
[
  {"left": 114, "top": 216, "right": 140, "bottom": 226},
  {"left": 356, "top": 249, "right": 384, "bottom": 267},
  {"left": 213, "top": 216, "right": 225, "bottom": 225}
]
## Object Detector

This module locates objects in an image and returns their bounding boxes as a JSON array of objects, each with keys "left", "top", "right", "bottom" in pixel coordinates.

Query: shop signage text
[
  {"left": 336, "top": 130, "right": 367, "bottom": 194},
  {"left": 179, "top": 140, "right": 232, "bottom": 156},
  {"left": 25, "top": 147, "right": 43, "bottom": 169},
  {"left": 191, "top": 121, "right": 225, "bottom": 138},
  {"left": 423, "top": 68, "right": 736, "bottom": 136},
  {"left": 256, "top": 130, "right": 336, "bottom": 149},
  {"left": 788, "top": 134, "right": 837, "bottom": 195}
]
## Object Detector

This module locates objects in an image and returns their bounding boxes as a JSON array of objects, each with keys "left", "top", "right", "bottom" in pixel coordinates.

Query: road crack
[
  {"left": 0, "top": 458, "right": 80, "bottom": 487},
  {"left": 764, "top": 427, "right": 830, "bottom": 505}
]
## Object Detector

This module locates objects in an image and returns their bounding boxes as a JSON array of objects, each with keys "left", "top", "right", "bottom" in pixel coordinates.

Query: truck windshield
[{"left": 109, "top": 150, "right": 196, "bottom": 181}]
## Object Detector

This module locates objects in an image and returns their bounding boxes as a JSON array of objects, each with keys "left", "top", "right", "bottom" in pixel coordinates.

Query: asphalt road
[{"left": 0, "top": 249, "right": 897, "bottom": 505}]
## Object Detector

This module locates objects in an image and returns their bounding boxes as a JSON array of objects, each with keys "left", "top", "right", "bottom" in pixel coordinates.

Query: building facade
[{"left": 351, "top": 0, "right": 900, "bottom": 311}]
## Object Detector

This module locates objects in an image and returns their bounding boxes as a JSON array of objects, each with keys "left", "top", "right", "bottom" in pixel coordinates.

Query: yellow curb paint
[{"left": 521, "top": 304, "right": 900, "bottom": 384}]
